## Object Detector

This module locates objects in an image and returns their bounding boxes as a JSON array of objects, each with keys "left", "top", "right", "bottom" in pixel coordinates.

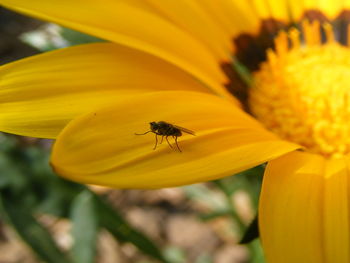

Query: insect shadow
[{"left": 135, "top": 121, "right": 195, "bottom": 152}]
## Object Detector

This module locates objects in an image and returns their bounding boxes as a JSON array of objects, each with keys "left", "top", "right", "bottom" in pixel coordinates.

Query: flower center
[{"left": 249, "top": 21, "right": 350, "bottom": 158}]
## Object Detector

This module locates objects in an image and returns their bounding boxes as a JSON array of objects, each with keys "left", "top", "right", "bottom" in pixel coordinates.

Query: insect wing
[{"left": 172, "top": 124, "right": 195, "bottom": 135}]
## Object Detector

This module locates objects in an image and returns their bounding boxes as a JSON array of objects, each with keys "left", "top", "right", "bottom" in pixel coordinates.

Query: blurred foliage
[
  {"left": 20, "top": 23, "right": 103, "bottom": 52},
  {"left": 240, "top": 216, "right": 259, "bottom": 245},
  {"left": 184, "top": 167, "right": 265, "bottom": 263},
  {"left": 0, "top": 134, "right": 168, "bottom": 263},
  {"left": 0, "top": 19, "right": 267, "bottom": 263}
]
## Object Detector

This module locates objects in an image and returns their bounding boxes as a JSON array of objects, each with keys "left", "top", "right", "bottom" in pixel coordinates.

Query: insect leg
[
  {"left": 160, "top": 135, "right": 164, "bottom": 145},
  {"left": 165, "top": 136, "right": 173, "bottom": 149},
  {"left": 174, "top": 136, "right": 182, "bottom": 152},
  {"left": 153, "top": 134, "right": 159, "bottom": 150}
]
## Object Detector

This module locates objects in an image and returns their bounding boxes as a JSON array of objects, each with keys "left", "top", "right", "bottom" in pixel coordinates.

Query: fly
[{"left": 135, "top": 121, "right": 195, "bottom": 152}]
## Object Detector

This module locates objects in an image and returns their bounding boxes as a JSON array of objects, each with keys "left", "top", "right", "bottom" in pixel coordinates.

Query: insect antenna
[{"left": 135, "top": 130, "right": 153, "bottom": 135}]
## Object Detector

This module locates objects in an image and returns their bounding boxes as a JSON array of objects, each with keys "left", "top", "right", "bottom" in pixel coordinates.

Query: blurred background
[{"left": 0, "top": 7, "right": 265, "bottom": 263}]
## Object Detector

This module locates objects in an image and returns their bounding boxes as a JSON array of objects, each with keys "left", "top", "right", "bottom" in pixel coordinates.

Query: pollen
[{"left": 249, "top": 21, "right": 350, "bottom": 158}]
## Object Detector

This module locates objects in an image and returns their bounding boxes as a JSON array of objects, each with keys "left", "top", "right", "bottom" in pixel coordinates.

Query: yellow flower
[{"left": 0, "top": 0, "right": 350, "bottom": 262}]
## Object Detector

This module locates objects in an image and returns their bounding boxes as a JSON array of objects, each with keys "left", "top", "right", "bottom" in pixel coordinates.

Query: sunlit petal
[
  {"left": 251, "top": 0, "right": 289, "bottom": 21},
  {"left": 0, "top": 0, "right": 231, "bottom": 97},
  {"left": 145, "top": 0, "right": 232, "bottom": 57},
  {"left": 198, "top": 0, "right": 261, "bottom": 45},
  {"left": 289, "top": 0, "right": 344, "bottom": 20},
  {"left": 0, "top": 43, "right": 212, "bottom": 138}
]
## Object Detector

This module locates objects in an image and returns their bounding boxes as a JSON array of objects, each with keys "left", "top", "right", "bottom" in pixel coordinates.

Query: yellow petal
[
  {"left": 199, "top": 0, "right": 261, "bottom": 40},
  {"left": 317, "top": 0, "right": 344, "bottom": 19},
  {"left": 0, "top": 0, "right": 230, "bottom": 97},
  {"left": 289, "top": 0, "right": 344, "bottom": 20},
  {"left": 250, "top": 0, "right": 290, "bottom": 22},
  {"left": 264, "top": 0, "right": 290, "bottom": 21},
  {"left": 323, "top": 158, "right": 350, "bottom": 262},
  {"left": 260, "top": 151, "right": 350, "bottom": 263},
  {"left": 145, "top": 0, "right": 232, "bottom": 57},
  {"left": 51, "top": 91, "right": 298, "bottom": 188},
  {"left": 344, "top": 0, "right": 350, "bottom": 10},
  {"left": 0, "top": 43, "right": 212, "bottom": 138}
]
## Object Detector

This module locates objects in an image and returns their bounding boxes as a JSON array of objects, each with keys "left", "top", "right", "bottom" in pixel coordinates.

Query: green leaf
[
  {"left": 70, "top": 190, "right": 98, "bottom": 263},
  {"left": 93, "top": 193, "right": 168, "bottom": 263},
  {"left": 0, "top": 150, "right": 28, "bottom": 190},
  {"left": 196, "top": 254, "right": 213, "bottom": 263},
  {"left": 36, "top": 176, "right": 83, "bottom": 217},
  {"left": 183, "top": 184, "right": 226, "bottom": 210},
  {"left": 232, "top": 58, "right": 253, "bottom": 86},
  {"left": 163, "top": 246, "right": 186, "bottom": 263},
  {"left": 0, "top": 190, "right": 72, "bottom": 263},
  {"left": 60, "top": 27, "right": 104, "bottom": 45},
  {"left": 239, "top": 215, "right": 259, "bottom": 244},
  {"left": 199, "top": 210, "right": 231, "bottom": 221},
  {"left": 249, "top": 239, "right": 265, "bottom": 263}
]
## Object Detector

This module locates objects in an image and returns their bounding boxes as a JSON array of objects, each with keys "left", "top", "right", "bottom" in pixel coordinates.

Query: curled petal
[{"left": 51, "top": 91, "right": 298, "bottom": 188}]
